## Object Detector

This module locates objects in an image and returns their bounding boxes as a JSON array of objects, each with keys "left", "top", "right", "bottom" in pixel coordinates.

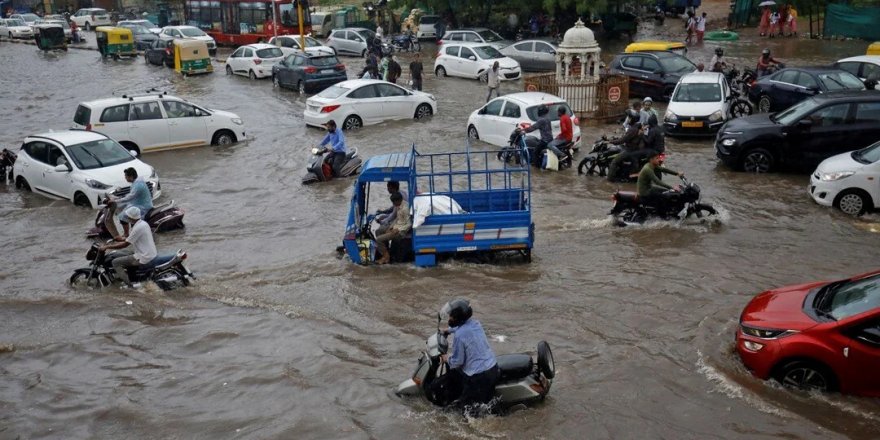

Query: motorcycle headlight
[
  {"left": 820, "top": 171, "right": 855, "bottom": 181},
  {"left": 721, "top": 138, "right": 737, "bottom": 147},
  {"left": 740, "top": 325, "right": 797, "bottom": 340},
  {"left": 84, "top": 178, "right": 111, "bottom": 189},
  {"left": 708, "top": 110, "right": 723, "bottom": 122},
  {"left": 231, "top": 118, "right": 244, "bottom": 126},
  {"left": 665, "top": 110, "right": 678, "bottom": 122}
]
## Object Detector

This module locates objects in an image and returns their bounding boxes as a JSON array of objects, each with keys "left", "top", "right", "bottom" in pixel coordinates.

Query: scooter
[
  {"left": 391, "top": 31, "right": 420, "bottom": 52},
  {"left": 396, "top": 313, "right": 555, "bottom": 410},
  {"left": 302, "top": 146, "right": 362, "bottom": 185},
  {"left": 0, "top": 148, "right": 16, "bottom": 182},
  {"left": 577, "top": 136, "right": 654, "bottom": 182},
  {"left": 609, "top": 176, "right": 717, "bottom": 225},
  {"left": 69, "top": 242, "right": 194, "bottom": 291},
  {"left": 87, "top": 197, "right": 185, "bottom": 238},
  {"left": 499, "top": 126, "right": 574, "bottom": 171}
]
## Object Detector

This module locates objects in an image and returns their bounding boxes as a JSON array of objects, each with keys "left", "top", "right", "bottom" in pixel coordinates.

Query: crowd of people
[{"left": 758, "top": 4, "right": 798, "bottom": 38}]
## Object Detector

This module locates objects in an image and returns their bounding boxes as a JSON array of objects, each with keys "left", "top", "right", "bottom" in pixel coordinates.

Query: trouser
[
  {"left": 454, "top": 364, "right": 500, "bottom": 416},
  {"left": 486, "top": 86, "right": 500, "bottom": 102},
  {"left": 412, "top": 78, "right": 422, "bottom": 91},
  {"left": 375, "top": 228, "right": 403, "bottom": 257},
  {"left": 608, "top": 149, "right": 644, "bottom": 179},
  {"left": 328, "top": 152, "right": 347, "bottom": 176},
  {"left": 546, "top": 139, "right": 570, "bottom": 159},
  {"left": 111, "top": 249, "right": 141, "bottom": 286}
]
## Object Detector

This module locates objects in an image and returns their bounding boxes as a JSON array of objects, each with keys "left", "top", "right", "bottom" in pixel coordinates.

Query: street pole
[
  {"left": 297, "top": 0, "right": 305, "bottom": 49},
  {"left": 273, "top": 0, "right": 278, "bottom": 38}
]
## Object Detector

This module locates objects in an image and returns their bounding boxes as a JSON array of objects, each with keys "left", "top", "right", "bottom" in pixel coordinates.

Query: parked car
[
  {"left": 70, "top": 8, "right": 111, "bottom": 31},
  {"left": 11, "top": 130, "right": 160, "bottom": 209},
  {"left": 9, "top": 13, "right": 39, "bottom": 28},
  {"left": 326, "top": 27, "right": 376, "bottom": 57},
  {"left": 272, "top": 52, "right": 347, "bottom": 94},
  {"left": 117, "top": 19, "right": 161, "bottom": 34},
  {"left": 610, "top": 51, "right": 696, "bottom": 101},
  {"left": 416, "top": 14, "right": 440, "bottom": 40},
  {"left": 144, "top": 38, "right": 174, "bottom": 67},
  {"left": 834, "top": 55, "right": 880, "bottom": 82},
  {"left": 749, "top": 67, "right": 865, "bottom": 113},
  {"left": 466, "top": 92, "right": 581, "bottom": 148},
  {"left": 715, "top": 90, "right": 880, "bottom": 173},
  {"left": 664, "top": 72, "right": 731, "bottom": 136},
  {"left": 268, "top": 34, "right": 334, "bottom": 56},
  {"left": 158, "top": 25, "right": 217, "bottom": 56},
  {"left": 809, "top": 140, "right": 880, "bottom": 216},
  {"left": 500, "top": 39, "right": 557, "bottom": 72},
  {"left": 0, "top": 18, "right": 34, "bottom": 39},
  {"left": 72, "top": 92, "right": 246, "bottom": 154},
  {"left": 224, "top": 43, "right": 284, "bottom": 79},
  {"left": 440, "top": 28, "right": 510, "bottom": 50},
  {"left": 303, "top": 79, "right": 437, "bottom": 130},
  {"left": 34, "top": 19, "right": 71, "bottom": 42},
  {"left": 118, "top": 24, "right": 158, "bottom": 50},
  {"left": 736, "top": 269, "right": 880, "bottom": 396},
  {"left": 624, "top": 40, "right": 687, "bottom": 56},
  {"left": 310, "top": 12, "right": 334, "bottom": 38},
  {"left": 434, "top": 42, "right": 521, "bottom": 82}
]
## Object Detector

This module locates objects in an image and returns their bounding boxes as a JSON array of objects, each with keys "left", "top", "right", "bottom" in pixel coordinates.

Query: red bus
[{"left": 184, "top": 0, "right": 312, "bottom": 46}]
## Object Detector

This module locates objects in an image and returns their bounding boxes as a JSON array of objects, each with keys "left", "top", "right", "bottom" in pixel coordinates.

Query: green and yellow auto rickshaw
[
  {"left": 95, "top": 26, "right": 138, "bottom": 59},
  {"left": 34, "top": 24, "right": 67, "bottom": 51},
  {"left": 173, "top": 39, "right": 213, "bottom": 75}
]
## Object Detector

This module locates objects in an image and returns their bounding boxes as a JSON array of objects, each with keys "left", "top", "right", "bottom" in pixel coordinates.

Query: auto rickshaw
[
  {"left": 625, "top": 40, "right": 687, "bottom": 55},
  {"left": 868, "top": 42, "right": 880, "bottom": 56},
  {"left": 173, "top": 40, "right": 213, "bottom": 75},
  {"left": 34, "top": 25, "right": 67, "bottom": 51},
  {"left": 95, "top": 26, "right": 138, "bottom": 59}
]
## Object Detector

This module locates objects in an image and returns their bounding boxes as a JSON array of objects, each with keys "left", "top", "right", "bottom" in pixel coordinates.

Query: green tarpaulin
[{"left": 824, "top": 3, "right": 880, "bottom": 40}]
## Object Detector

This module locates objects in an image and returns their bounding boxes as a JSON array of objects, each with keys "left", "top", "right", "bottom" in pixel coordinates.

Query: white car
[
  {"left": 304, "top": 79, "right": 437, "bottom": 130},
  {"left": 416, "top": 15, "right": 440, "bottom": 40},
  {"left": 440, "top": 28, "right": 511, "bottom": 50},
  {"left": 158, "top": 26, "right": 217, "bottom": 55},
  {"left": 70, "top": 8, "right": 111, "bottom": 30},
  {"left": 466, "top": 92, "right": 582, "bottom": 148},
  {"left": 434, "top": 43, "right": 521, "bottom": 82},
  {"left": 9, "top": 13, "right": 39, "bottom": 29},
  {"left": 12, "top": 130, "right": 160, "bottom": 209},
  {"left": 225, "top": 44, "right": 285, "bottom": 79},
  {"left": 268, "top": 34, "right": 334, "bottom": 56},
  {"left": 0, "top": 18, "right": 34, "bottom": 39},
  {"left": 117, "top": 19, "right": 162, "bottom": 34},
  {"left": 72, "top": 92, "right": 246, "bottom": 154},
  {"left": 664, "top": 72, "right": 731, "bottom": 136},
  {"left": 310, "top": 12, "right": 334, "bottom": 38},
  {"left": 835, "top": 56, "right": 880, "bottom": 82},
  {"left": 326, "top": 27, "right": 376, "bottom": 57},
  {"left": 809, "top": 140, "right": 880, "bottom": 216}
]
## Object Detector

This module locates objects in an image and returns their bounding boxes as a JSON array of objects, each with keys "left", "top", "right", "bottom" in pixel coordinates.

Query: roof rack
[{"left": 114, "top": 88, "right": 170, "bottom": 101}]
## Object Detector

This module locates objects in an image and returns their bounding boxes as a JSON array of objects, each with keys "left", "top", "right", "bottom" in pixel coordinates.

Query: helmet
[
  {"left": 441, "top": 299, "right": 473, "bottom": 327},
  {"left": 715, "top": 48, "right": 724, "bottom": 56},
  {"left": 762, "top": 48, "right": 771, "bottom": 56}
]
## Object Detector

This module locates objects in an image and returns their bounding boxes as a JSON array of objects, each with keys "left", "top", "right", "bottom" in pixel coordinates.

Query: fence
[{"left": 522, "top": 74, "right": 629, "bottom": 122}]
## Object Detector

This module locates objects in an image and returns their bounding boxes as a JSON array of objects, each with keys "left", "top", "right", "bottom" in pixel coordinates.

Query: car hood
[
  {"left": 83, "top": 160, "right": 154, "bottom": 190},
  {"left": 815, "top": 151, "right": 863, "bottom": 175},
  {"left": 722, "top": 112, "right": 778, "bottom": 131},
  {"left": 208, "top": 109, "right": 240, "bottom": 120},
  {"left": 667, "top": 101, "right": 723, "bottom": 118},
  {"left": 496, "top": 57, "right": 519, "bottom": 69},
  {"left": 412, "top": 90, "right": 436, "bottom": 102},
  {"left": 10, "top": 26, "right": 32, "bottom": 31},
  {"left": 739, "top": 281, "right": 825, "bottom": 331}
]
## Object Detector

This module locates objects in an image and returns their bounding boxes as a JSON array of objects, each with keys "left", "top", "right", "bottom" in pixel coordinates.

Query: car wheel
[
  {"left": 8, "top": 32, "right": 12, "bottom": 39},
  {"left": 414, "top": 103, "right": 432, "bottom": 119},
  {"left": 273, "top": 74, "right": 280, "bottom": 88},
  {"left": 119, "top": 142, "right": 140, "bottom": 155},
  {"left": 248, "top": 70, "right": 256, "bottom": 80},
  {"left": 758, "top": 95, "right": 772, "bottom": 113},
  {"left": 775, "top": 360, "right": 836, "bottom": 392},
  {"left": 361, "top": 49, "right": 366, "bottom": 57},
  {"left": 15, "top": 176, "right": 30, "bottom": 191},
  {"left": 84, "top": 22, "right": 91, "bottom": 31},
  {"left": 435, "top": 65, "right": 446, "bottom": 77},
  {"left": 834, "top": 189, "right": 872, "bottom": 216},
  {"left": 467, "top": 125, "right": 479, "bottom": 140},
  {"left": 297, "top": 80, "right": 305, "bottom": 94},
  {"left": 343, "top": 115, "right": 362, "bottom": 130},
  {"left": 211, "top": 130, "right": 236, "bottom": 146},
  {"left": 73, "top": 192, "right": 91, "bottom": 208},
  {"left": 741, "top": 148, "right": 774, "bottom": 173},
  {"left": 226, "top": 65, "right": 232, "bottom": 75}
]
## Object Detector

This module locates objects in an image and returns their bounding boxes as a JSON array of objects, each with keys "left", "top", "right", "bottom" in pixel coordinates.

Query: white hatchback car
[
  {"left": 225, "top": 44, "right": 285, "bottom": 79},
  {"left": 158, "top": 25, "right": 217, "bottom": 55},
  {"left": 268, "top": 35, "right": 334, "bottom": 56},
  {"left": 0, "top": 18, "right": 34, "bottom": 39},
  {"left": 466, "top": 92, "right": 582, "bottom": 148},
  {"left": 70, "top": 8, "right": 111, "bottom": 30},
  {"left": 440, "top": 28, "right": 510, "bottom": 50},
  {"left": 434, "top": 43, "right": 521, "bottom": 82},
  {"left": 835, "top": 55, "right": 880, "bottom": 82},
  {"left": 809, "top": 140, "right": 880, "bottom": 216},
  {"left": 117, "top": 19, "right": 162, "bottom": 34},
  {"left": 304, "top": 79, "right": 437, "bottom": 130},
  {"left": 664, "top": 72, "right": 731, "bottom": 136},
  {"left": 72, "top": 92, "right": 246, "bottom": 154},
  {"left": 12, "top": 130, "right": 160, "bottom": 209}
]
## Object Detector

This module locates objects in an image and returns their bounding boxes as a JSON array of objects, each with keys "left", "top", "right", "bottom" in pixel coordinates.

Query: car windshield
[
  {"left": 52, "top": 20, "right": 70, "bottom": 29},
  {"left": 821, "top": 274, "right": 880, "bottom": 320},
  {"left": 818, "top": 72, "right": 866, "bottom": 91},
  {"left": 21, "top": 14, "right": 38, "bottom": 22},
  {"left": 854, "top": 141, "right": 880, "bottom": 164},
  {"left": 125, "top": 25, "right": 150, "bottom": 35},
  {"left": 317, "top": 85, "right": 349, "bottom": 99},
  {"left": 774, "top": 97, "right": 818, "bottom": 125},
  {"left": 473, "top": 46, "right": 503, "bottom": 59},
  {"left": 359, "top": 29, "right": 375, "bottom": 40},
  {"left": 673, "top": 83, "right": 723, "bottom": 102},
  {"left": 420, "top": 16, "right": 439, "bottom": 24},
  {"left": 303, "top": 36, "right": 321, "bottom": 47},
  {"left": 65, "top": 139, "right": 135, "bottom": 170},
  {"left": 659, "top": 56, "right": 696, "bottom": 73},
  {"left": 8, "top": 19, "right": 25, "bottom": 26},
  {"left": 257, "top": 47, "right": 283, "bottom": 58},
  {"left": 526, "top": 102, "right": 573, "bottom": 122},
  {"left": 477, "top": 30, "right": 503, "bottom": 42},
  {"left": 311, "top": 55, "right": 339, "bottom": 67},
  {"left": 180, "top": 27, "right": 206, "bottom": 37}
]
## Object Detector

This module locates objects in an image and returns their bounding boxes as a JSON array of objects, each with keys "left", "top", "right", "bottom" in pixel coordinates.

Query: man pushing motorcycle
[
  {"left": 439, "top": 298, "right": 499, "bottom": 416},
  {"left": 638, "top": 151, "right": 684, "bottom": 207}
]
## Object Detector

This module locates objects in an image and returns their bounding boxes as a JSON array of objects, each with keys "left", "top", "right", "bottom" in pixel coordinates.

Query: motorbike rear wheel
[
  {"left": 729, "top": 99, "right": 753, "bottom": 118},
  {"left": 152, "top": 268, "right": 188, "bottom": 291},
  {"left": 537, "top": 341, "right": 555, "bottom": 379},
  {"left": 578, "top": 157, "right": 597, "bottom": 175}
]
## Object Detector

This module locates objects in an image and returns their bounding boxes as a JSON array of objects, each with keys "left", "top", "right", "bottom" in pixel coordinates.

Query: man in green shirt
[{"left": 637, "top": 152, "right": 683, "bottom": 205}]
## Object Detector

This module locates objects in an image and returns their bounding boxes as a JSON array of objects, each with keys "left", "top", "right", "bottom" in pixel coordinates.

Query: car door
[
  {"left": 228, "top": 47, "right": 243, "bottom": 71},
  {"left": 458, "top": 46, "right": 478, "bottom": 78},
  {"left": 533, "top": 41, "right": 556, "bottom": 71},
  {"left": 442, "top": 45, "right": 460, "bottom": 76},
  {"left": 128, "top": 100, "right": 169, "bottom": 152},
  {"left": 839, "top": 316, "right": 880, "bottom": 395},
  {"left": 640, "top": 57, "right": 665, "bottom": 97},
  {"left": 239, "top": 48, "right": 254, "bottom": 74},
  {"left": 94, "top": 103, "right": 130, "bottom": 144},
  {"left": 768, "top": 70, "right": 800, "bottom": 110},
  {"left": 277, "top": 54, "right": 295, "bottom": 86},
  {"left": 43, "top": 143, "right": 74, "bottom": 198},
  {"left": 787, "top": 102, "right": 853, "bottom": 168},
  {"left": 619, "top": 55, "right": 647, "bottom": 96},
  {"left": 289, "top": 55, "right": 306, "bottom": 86},
  {"left": 19, "top": 141, "right": 50, "bottom": 195},
  {"left": 475, "top": 98, "right": 506, "bottom": 145},
  {"left": 346, "top": 85, "right": 383, "bottom": 124},
  {"left": 375, "top": 83, "right": 413, "bottom": 120},
  {"left": 497, "top": 99, "right": 524, "bottom": 145},
  {"left": 162, "top": 101, "right": 208, "bottom": 147},
  {"left": 349, "top": 31, "right": 366, "bottom": 54},
  {"left": 0, "top": 20, "right": 8, "bottom": 36},
  {"left": 508, "top": 42, "right": 532, "bottom": 70},
  {"left": 850, "top": 101, "right": 880, "bottom": 152}
]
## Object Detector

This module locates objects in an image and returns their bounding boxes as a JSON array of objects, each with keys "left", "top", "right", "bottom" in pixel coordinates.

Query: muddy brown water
[{"left": 1, "top": 24, "right": 879, "bottom": 439}]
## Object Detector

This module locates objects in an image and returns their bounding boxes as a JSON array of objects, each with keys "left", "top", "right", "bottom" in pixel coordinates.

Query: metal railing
[{"left": 523, "top": 73, "right": 630, "bottom": 122}]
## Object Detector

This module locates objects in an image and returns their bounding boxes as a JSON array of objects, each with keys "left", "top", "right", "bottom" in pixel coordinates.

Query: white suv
[
  {"left": 71, "top": 8, "right": 111, "bottom": 31},
  {"left": 12, "top": 130, "right": 160, "bottom": 209},
  {"left": 72, "top": 93, "right": 246, "bottom": 154}
]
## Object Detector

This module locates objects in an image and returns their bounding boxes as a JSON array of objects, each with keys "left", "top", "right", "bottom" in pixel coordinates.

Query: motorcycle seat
[
  {"left": 615, "top": 191, "right": 639, "bottom": 203},
  {"left": 496, "top": 353, "right": 533, "bottom": 381},
  {"left": 145, "top": 254, "right": 175, "bottom": 269}
]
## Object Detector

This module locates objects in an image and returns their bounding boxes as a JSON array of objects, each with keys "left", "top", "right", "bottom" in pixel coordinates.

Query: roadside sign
[{"left": 608, "top": 86, "right": 621, "bottom": 102}]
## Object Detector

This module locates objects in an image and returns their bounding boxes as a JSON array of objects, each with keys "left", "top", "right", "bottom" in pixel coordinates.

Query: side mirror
[
  {"left": 53, "top": 163, "right": 71, "bottom": 172},
  {"left": 128, "top": 149, "right": 139, "bottom": 157},
  {"left": 549, "top": 49, "right": 556, "bottom": 55},
  {"left": 797, "top": 119, "right": 813, "bottom": 130},
  {"left": 468, "top": 55, "right": 476, "bottom": 61},
  {"left": 807, "top": 86, "right": 819, "bottom": 94}
]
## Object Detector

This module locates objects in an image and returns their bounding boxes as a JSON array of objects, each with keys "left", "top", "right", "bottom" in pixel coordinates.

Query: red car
[{"left": 736, "top": 269, "right": 880, "bottom": 396}]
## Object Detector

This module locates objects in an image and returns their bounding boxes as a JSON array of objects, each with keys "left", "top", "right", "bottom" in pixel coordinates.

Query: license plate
[
  {"left": 682, "top": 121, "right": 704, "bottom": 128},
  {"left": 321, "top": 69, "right": 333, "bottom": 74},
  {"left": 308, "top": 105, "right": 320, "bottom": 112}
]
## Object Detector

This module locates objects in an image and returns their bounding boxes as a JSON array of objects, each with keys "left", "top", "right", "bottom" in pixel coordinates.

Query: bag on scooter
[
  {"left": 426, "top": 369, "right": 463, "bottom": 407},
  {"left": 356, "top": 238, "right": 375, "bottom": 264},
  {"left": 541, "top": 150, "right": 559, "bottom": 171}
]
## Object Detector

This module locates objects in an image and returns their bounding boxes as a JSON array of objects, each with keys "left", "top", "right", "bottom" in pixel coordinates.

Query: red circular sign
[
  {"left": 526, "top": 84, "right": 538, "bottom": 92},
  {"left": 608, "top": 86, "right": 622, "bottom": 102}
]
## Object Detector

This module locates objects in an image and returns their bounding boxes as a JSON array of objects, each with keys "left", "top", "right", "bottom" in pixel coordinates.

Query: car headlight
[
  {"left": 819, "top": 171, "right": 854, "bottom": 181},
  {"left": 708, "top": 110, "right": 723, "bottom": 122},
  {"left": 742, "top": 340, "right": 764, "bottom": 351},
  {"left": 741, "top": 325, "right": 797, "bottom": 339},
  {"left": 721, "top": 138, "right": 737, "bottom": 147},
  {"left": 231, "top": 118, "right": 243, "bottom": 125},
  {"left": 84, "top": 178, "right": 111, "bottom": 189},
  {"left": 665, "top": 110, "right": 678, "bottom": 122}
]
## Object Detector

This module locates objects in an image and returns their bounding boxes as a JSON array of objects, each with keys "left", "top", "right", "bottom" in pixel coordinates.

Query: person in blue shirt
[
  {"left": 106, "top": 167, "right": 153, "bottom": 239},
  {"left": 440, "top": 298, "right": 499, "bottom": 415},
  {"left": 318, "top": 120, "right": 347, "bottom": 176}
]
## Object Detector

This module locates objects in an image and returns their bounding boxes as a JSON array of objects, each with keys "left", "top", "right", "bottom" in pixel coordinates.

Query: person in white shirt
[
  {"left": 376, "top": 25, "right": 384, "bottom": 38},
  {"left": 100, "top": 206, "right": 157, "bottom": 287},
  {"left": 696, "top": 12, "right": 707, "bottom": 43}
]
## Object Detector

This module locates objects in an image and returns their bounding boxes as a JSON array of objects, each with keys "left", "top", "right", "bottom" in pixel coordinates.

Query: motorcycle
[
  {"left": 370, "top": 37, "right": 393, "bottom": 57},
  {"left": 609, "top": 176, "right": 717, "bottom": 225},
  {"left": 302, "top": 146, "right": 362, "bottom": 185},
  {"left": 69, "top": 242, "right": 194, "bottom": 290},
  {"left": 577, "top": 136, "right": 654, "bottom": 182},
  {"left": 0, "top": 148, "right": 16, "bottom": 182},
  {"left": 723, "top": 65, "right": 755, "bottom": 118},
  {"left": 396, "top": 313, "right": 555, "bottom": 411},
  {"left": 499, "top": 125, "right": 574, "bottom": 171},
  {"left": 87, "top": 197, "right": 185, "bottom": 238},
  {"left": 390, "top": 32, "right": 420, "bottom": 52}
]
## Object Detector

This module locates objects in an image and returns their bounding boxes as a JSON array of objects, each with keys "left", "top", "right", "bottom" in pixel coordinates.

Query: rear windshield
[
  {"left": 477, "top": 30, "right": 503, "bottom": 42},
  {"left": 310, "top": 56, "right": 340, "bottom": 67},
  {"left": 673, "top": 83, "right": 722, "bottom": 102},
  {"left": 180, "top": 27, "right": 206, "bottom": 37},
  {"left": 74, "top": 105, "right": 92, "bottom": 126},
  {"left": 257, "top": 47, "right": 283, "bottom": 58},
  {"left": 819, "top": 72, "right": 866, "bottom": 91},
  {"left": 526, "top": 102, "right": 573, "bottom": 122},
  {"left": 419, "top": 16, "right": 439, "bottom": 24},
  {"left": 21, "top": 14, "right": 38, "bottom": 21},
  {"left": 317, "top": 85, "right": 349, "bottom": 99},
  {"left": 65, "top": 139, "right": 134, "bottom": 170}
]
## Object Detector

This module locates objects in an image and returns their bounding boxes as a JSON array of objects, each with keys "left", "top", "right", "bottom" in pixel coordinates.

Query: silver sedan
[{"left": 500, "top": 39, "right": 558, "bottom": 72}]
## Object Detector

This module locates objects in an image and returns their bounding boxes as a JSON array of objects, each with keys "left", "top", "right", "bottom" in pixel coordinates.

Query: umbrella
[{"left": 758, "top": 1, "right": 776, "bottom": 6}]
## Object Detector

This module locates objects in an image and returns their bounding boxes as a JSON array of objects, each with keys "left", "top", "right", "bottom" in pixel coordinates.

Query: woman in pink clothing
[{"left": 758, "top": 6, "right": 771, "bottom": 36}]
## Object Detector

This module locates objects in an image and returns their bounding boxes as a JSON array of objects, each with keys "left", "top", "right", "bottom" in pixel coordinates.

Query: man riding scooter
[
  {"left": 756, "top": 48, "right": 783, "bottom": 77},
  {"left": 318, "top": 120, "right": 347, "bottom": 176},
  {"left": 523, "top": 106, "right": 554, "bottom": 163},
  {"left": 638, "top": 151, "right": 684, "bottom": 208},
  {"left": 607, "top": 122, "right": 645, "bottom": 180}
]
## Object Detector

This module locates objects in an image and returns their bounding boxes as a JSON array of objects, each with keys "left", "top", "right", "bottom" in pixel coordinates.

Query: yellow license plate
[{"left": 682, "top": 121, "right": 704, "bottom": 128}]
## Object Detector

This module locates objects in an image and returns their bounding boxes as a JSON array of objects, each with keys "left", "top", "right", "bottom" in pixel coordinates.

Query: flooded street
[{"left": 1, "top": 25, "right": 880, "bottom": 439}]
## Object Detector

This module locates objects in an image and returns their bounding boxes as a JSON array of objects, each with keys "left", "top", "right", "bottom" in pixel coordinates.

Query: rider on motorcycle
[
  {"left": 756, "top": 48, "right": 782, "bottom": 77},
  {"left": 710, "top": 48, "right": 727, "bottom": 73},
  {"left": 318, "top": 120, "right": 347, "bottom": 176},
  {"left": 643, "top": 115, "right": 665, "bottom": 153},
  {"left": 440, "top": 299, "right": 499, "bottom": 416},
  {"left": 622, "top": 102, "right": 641, "bottom": 131},
  {"left": 523, "top": 106, "right": 554, "bottom": 158},
  {"left": 637, "top": 151, "right": 683, "bottom": 207},
  {"left": 607, "top": 122, "right": 645, "bottom": 179},
  {"left": 545, "top": 106, "right": 573, "bottom": 162},
  {"left": 99, "top": 206, "right": 157, "bottom": 288},
  {"left": 106, "top": 167, "right": 153, "bottom": 239}
]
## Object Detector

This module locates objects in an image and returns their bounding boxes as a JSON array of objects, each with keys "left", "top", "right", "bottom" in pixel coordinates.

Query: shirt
[
  {"left": 117, "top": 176, "right": 153, "bottom": 216},
  {"left": 320, "top": 130, "right": 346, "bottom": 153},
  {"left": 487, "top": 68, "right": 500, "bottom": 88},
  {"left": 639, "top": 108, "right": 658, "bottom": 125},
  {"left": 696, "top": 16, "right": 706, "bottom": 31},
  {"left": 448, "top": 318, "right": 497, "bottom": 376},
  {"left": 127, "top": 220, "right": 157, "bottom": 264},
  {"left": 637, "top": 162, "right": 678, "bottom": 197},
  {"left": 409, "top": 61, "right": 423, "bottom": 81},
  {"left": 558, "top": 113, "right": 573, "bottom": 141},
  {"left": 391, "top": 199, "right": 412, "bottom": 233},
  {"left": 525, "top": 117, "right": 553, "bottom": 143}
]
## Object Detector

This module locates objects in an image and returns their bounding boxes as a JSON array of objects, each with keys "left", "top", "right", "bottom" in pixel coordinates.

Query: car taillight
[
  {"left": 304, "top": 66, "right": 317, "bottom": 74},
  {"left": 254, "top": 58, "right": 262, "bottom": 65},
  {"left": 321, "top": 105, "right": 340, "bottom": 113},
  {"left": 335, "top": 63, "right": 345, "bottom": 71}
]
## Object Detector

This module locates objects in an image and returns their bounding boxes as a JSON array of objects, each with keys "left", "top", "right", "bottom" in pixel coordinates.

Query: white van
[
  {"left": 417, "top": 15, "right": 440, "bottom": 40},
  {"left": 310, "top": 12, "right": 335, "bottom": 37}
]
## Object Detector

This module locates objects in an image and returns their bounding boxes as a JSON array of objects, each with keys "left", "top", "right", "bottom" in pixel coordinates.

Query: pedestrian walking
[
  {"left": 696, "top": 12, "right": 707, "bottom": 43},
  {"left": 769, "top": 10, "right": 780, "bottom": 38},
  {"left": 785, "top": 4, "right": 798, "bottom": 36},
  {"left": 758, "top": 6, "right": 770, "bottom": 36},
  {"left": 486, "top": 61, "right": 501, "bottom": 102},
  {"left": 409, "top": 52, "right": 424, "bottom": 91},
  {"left": 387, "top": 55, "right": 402, "bottom": 84},
  {"left": 685, "top": 11, "right": 696, "bottom": 45}
]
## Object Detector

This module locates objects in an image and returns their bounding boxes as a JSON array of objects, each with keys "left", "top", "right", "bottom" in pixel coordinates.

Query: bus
[{"left": 184, "top": 0, "right": 312, "bottom": 46}]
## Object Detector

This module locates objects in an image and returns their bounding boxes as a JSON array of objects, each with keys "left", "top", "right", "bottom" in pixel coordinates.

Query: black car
[
  {"left": 715, "top": 90, "right": 880, "bottom": 173},
  {"left": 272, "top": 52, "right": 347, "bottom": 94},
  {"left": 118, "top": 24, "right": 158, "bottom": 51},
  {"left": 748, "top": 67, "right": 865, "bottom": 113},
  {"left": 144, "top": 39, "right": 173, "bottom": 67},
  {"left": 609, "top": 51, "right": 696, "bottom": 101}
]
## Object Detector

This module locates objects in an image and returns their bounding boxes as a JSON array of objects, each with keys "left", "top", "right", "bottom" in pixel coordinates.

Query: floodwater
[{"left": 1, "top": 22, "right": 879, "bottom": 440}]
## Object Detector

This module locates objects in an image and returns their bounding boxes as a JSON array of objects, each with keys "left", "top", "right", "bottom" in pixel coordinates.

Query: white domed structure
[
  {"left": 556, "top": 18, "right": 602, "bottom": 81},
  {"left": 560, "top": 19, "right": 598, "bottom": 49}
]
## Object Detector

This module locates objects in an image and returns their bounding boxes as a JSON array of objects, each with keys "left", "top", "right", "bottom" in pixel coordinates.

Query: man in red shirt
[{"left": 546, "top": 106, "right": 573, "bottom": 161}]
